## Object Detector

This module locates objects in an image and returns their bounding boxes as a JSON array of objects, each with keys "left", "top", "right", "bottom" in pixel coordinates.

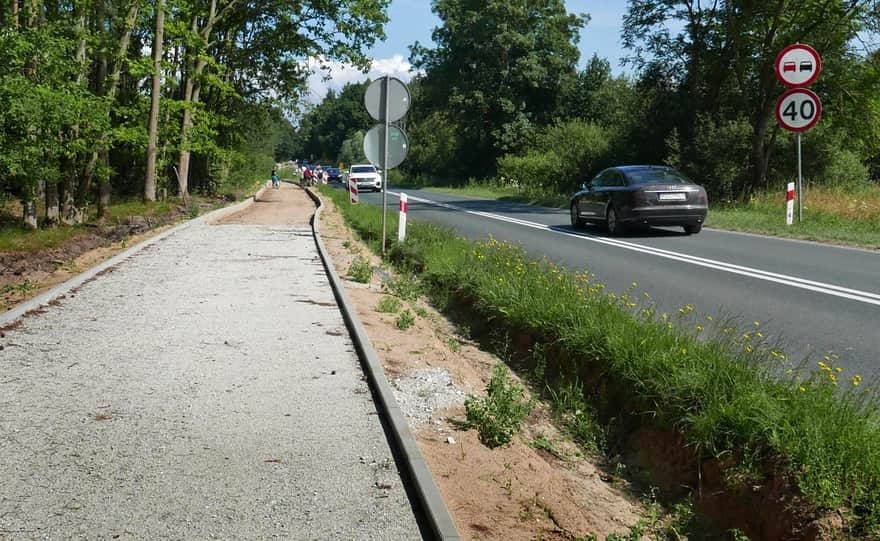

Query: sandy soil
[
  {"left": 316, "top": 191, "right": 645, "bottom": 540},
  {"left": 212, "top": 182, "right": 315, "bottom": 225}
]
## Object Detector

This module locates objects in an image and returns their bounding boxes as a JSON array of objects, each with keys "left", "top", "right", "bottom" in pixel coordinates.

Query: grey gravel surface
[
  {"left": 390, "top": 369, "right": 467, "bottom": 429},
  {"left": 0, "top": 222, "right": 422, "bottom": 540}
]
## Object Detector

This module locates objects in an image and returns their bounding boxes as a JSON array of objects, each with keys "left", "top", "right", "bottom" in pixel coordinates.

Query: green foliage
[
  {"left": 410, "top": 0, "right": 585, "bottom": 175},
  {"left": 688, "top": 115, "right": 753, "bottom": 202},
  {"left": 348, "top": 256, "right": 373, "bottom": 283},
  {"left": 289, "top": 82, "right": 373, "bottom": 162},
  {"left": 548, "top": 382, "right": 605, "bottom": 454},
  {"left": 465, "top": 363, "right": 534, "bottom": 448},
  {"left": 338, "top": 130, "right": 367, "bottom": 167},
  {"left": 0, "top": 0, "right": 390, "bottom": 228},
  {"left": 384, "top": 274, "right": 422, "bottom": 301},
  {"left": 497, "top": 151, "right": 564, "bottom": 192},
  {"left": 395, "top": 309, "right": 416, "bottom": 331},
  {"left": 376, "top": 296, "right": 403, "bottom": 313}
]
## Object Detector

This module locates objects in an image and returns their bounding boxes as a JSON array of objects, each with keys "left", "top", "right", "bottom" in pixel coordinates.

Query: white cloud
[{"left": 304, "top": 54, "right": 419, "bottom": 103}]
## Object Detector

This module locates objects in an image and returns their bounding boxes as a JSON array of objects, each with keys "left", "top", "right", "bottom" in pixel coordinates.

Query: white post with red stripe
[
  {"left": 350, "top": 181, "right": 359, "bottom": 204},
  {"left": 786, "top": 182, "right": 795, "bottom": 225},
  {"left": 398, "top": 193, "right": 408, "bottom": 242}
]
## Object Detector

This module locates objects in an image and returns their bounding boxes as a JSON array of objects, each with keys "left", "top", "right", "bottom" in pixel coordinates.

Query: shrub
[
  {"left": 497, "top": 151, "right": 563, "bottom": 193},
  {"left": 395, "top": 309, "right": 416, "bottom": 330},
  {"left": 376, "top": 296, "right": 402, "bottom": 313},
  {"left": 537, "top": 119, "right": 611, "bottom": 192},
  {"left": 465, "top": 363, "right": 533, "bottom": 448},
  {"left": 348, "top": 257, "right": 372, "bottom": 283}
]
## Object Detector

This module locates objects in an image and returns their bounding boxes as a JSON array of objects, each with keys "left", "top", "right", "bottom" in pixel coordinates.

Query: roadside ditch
[{"left": 317, "top": 184, "right": 880, "bottom": 540}]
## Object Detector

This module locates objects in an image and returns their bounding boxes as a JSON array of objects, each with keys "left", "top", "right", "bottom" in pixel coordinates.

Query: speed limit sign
[{"left": 776, "top": 88, "right": 822, "bottom": 132}]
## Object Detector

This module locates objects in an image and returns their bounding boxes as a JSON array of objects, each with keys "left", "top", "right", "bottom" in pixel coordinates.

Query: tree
[
  {"left": 144, "top": 0, "right": 166, "bottom": 202},
  {"left": 410, "top": 0, "right": 585, "bottom": 176},
  {"left": 623, "top": 0, "right": 878, "bottom": 197}
]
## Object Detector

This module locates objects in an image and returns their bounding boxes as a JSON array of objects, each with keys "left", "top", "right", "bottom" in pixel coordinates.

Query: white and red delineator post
[
  {"left": 398, "top": 193, "right": 408, "bottom": 242},
  {"left": 786, "top": 182, "right": 795, "bottom": 225},
  {"left": 350, "top": 182, "right": 359, "bottom": 204}
]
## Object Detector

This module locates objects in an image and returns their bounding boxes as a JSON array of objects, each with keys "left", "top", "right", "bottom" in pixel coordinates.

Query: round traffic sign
[
  {"left": 776, "top": 88, "right": 822, "bottom": 132},
  {"left": 364, "top": 77, "right": 410, "bottom": 122},
  {"left": 774, "top": 44, "right": 821, "bottom": 88},
  {"left": 363, "top": 124, "right": 409, "bottom": 169}
]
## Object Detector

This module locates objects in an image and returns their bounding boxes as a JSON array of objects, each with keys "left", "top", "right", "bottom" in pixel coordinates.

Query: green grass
[
  {"left": 104, "top": 199, "right": 176, "bottom": 222},
  {"left": 0, "top": 223, "right": 88, "bottom": 252},
  {"left": 707, "top": 199, "right": 880, "bottom": 249},
  {"left": 423, "top": 183, "right": 570, "bottom": 209},
  {"left": 319, "top": 183, "right": 880, "bottom": 536}
]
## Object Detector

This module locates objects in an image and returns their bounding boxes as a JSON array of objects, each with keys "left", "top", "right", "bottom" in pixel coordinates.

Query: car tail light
[{"left": 695, "top": 190, "right": 708, "bottom": 205}]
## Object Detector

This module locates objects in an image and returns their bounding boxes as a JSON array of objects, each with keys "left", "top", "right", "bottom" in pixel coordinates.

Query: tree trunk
[
  {"left": 45, "top": 181, "right": 59, "bottom": 225},
  {"left": 749, "top": 63, "right": 779, "bottom": 198},
  {"left": 12, "top": 0, "right": 18, "bottom": 27},
  {"left": 177, "top": 0, "right": 226, "bottom": 202},
  {"left": 79, "top": 1, "right": 140, "bottom": 213},
  {"left": 22, "top": 199, "right": 37, "bottom": 229},
  {"left": 144, "top": 0, "right": 165, "bottom": 202}
]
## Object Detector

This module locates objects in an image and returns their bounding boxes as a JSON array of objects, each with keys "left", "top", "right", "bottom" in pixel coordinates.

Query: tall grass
[
  {"left": 320, "top": 184, "right": 880, "bottom": 536},
  {"left": 708, "top": 184, "right": 880, "bottom": 248}
]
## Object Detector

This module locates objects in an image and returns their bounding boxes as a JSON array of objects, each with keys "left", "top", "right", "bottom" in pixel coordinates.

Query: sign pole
[
  {"left": 381, "top": 75, "right": 390, "bottom": 257},
  {"left": 797, "top": 133, "right": 803, "bottom": 223}
]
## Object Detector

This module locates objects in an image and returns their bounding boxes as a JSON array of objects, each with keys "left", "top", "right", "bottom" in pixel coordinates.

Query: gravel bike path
[{"left": 0, "top": 185, "right": 422, "bottom": 539}]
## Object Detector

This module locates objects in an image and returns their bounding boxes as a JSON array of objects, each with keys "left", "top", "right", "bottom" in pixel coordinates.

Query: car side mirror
[{"left": 581, "top": 181, "right": 590, "bottom": 190}]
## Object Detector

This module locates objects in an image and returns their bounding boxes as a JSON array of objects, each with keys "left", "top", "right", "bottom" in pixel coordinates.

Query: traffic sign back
[{"left": 364, "top": 77, "right": 410, "bottom": 123}]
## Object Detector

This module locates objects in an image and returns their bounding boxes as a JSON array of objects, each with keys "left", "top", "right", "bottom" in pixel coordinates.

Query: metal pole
[
  {"left": 381, "top": 75, "right": 389, "bottom": 257},
  {"left": 797, "top": 132, "right": 803, "bottom": 223}
]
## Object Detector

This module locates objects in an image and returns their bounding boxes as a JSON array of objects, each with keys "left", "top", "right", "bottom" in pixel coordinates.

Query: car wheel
[
  {"left": 607, "top": 206, "right": 625, "bottom": 235},
  {"left": 684, "top": 223, "right": 703, "bottom": 235},
  {"left": 570, "top": 203, "right": 584, "bottom": 228}
]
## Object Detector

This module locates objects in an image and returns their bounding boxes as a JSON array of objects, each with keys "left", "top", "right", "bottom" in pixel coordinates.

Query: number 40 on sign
[{"left": 775, "top": 88, "right": 822, "bottom": 132}]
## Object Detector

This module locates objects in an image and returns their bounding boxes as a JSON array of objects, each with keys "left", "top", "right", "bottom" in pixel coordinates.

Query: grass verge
[
  {"left": 707, "top": 186, "right": 880, "bottom": 249},
  {"left": 319, "top": 184, "right": 880, "bottom": 538}
]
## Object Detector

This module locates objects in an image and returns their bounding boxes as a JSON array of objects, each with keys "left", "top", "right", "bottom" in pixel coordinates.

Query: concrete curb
[
  {"left": 0, "top": 187, "right": 268, "bottom": 328},
  {"left": 304, "top": 187, "right": 462, "bottom": 541}
]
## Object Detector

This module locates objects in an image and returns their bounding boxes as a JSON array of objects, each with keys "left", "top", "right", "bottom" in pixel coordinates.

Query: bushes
[
  {"left": 497, "top": 151, "right": 563, "bottom": 192},
  {"left": 465, "top": 364, "right": 534, "bottom": 448},
  {"left": 497, "top": 119, "right": 612, "bottom": 195}
]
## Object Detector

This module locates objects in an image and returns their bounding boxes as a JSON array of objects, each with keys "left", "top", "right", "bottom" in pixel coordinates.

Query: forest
[
  {"left": 291, "top": 0, "right": 880, "bottom": 206},
  {"left": 0, "top": 0, "right": 388, "bottom": 229}
]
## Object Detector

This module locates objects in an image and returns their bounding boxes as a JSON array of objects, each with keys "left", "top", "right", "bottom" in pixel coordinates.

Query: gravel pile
[{"left": 391, "top": 368, "right": 468, "bottom": 428}]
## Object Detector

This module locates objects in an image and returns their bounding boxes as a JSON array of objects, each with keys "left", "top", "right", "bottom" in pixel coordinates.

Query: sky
[{"left": 305, "top": 1, "right": 631, "bottom": 103}]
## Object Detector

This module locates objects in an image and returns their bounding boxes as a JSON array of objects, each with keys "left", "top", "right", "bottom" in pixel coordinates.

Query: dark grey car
[{"left": 570, "top": 166, "right": 708, "bottom": 235}]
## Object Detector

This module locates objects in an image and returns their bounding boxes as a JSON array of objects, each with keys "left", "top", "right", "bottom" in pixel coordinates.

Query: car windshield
[
  {"left": 352, "top": 166, "right": 375, "bottom": 174},
  {"left": 625, "top": 168, "right": 693, "bottom": 186}
]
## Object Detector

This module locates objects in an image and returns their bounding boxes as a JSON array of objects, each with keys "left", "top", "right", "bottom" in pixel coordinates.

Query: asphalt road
[{"left": 342, "top": 184, "right": 879, "bottom": 379}]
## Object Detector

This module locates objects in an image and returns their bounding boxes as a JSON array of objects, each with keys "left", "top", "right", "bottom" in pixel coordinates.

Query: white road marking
[{"left": 386, "top": 190, "right": 880, "bottom": 307}]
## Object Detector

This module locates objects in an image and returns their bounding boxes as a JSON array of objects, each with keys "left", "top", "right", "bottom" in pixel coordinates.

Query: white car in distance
[{"left": 347, "top": 164, "right": 382, "bottom": 192}]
